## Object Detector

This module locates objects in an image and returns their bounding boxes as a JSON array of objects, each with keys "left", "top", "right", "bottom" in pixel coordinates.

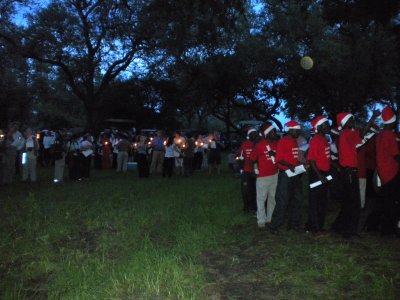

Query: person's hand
[
  {"left": 289, "top": 165, "right": 295, "bottom": 173},
  {"left": 319, "top": 174, "right": 328, "bottom": 184},
  {"left": 267, "top": 150, "right": 275, "bottom": 157}
]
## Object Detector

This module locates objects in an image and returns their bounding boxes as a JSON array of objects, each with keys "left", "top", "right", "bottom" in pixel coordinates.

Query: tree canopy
[{"left": 1, "top": 0, "right": 399, "bottom": 132}]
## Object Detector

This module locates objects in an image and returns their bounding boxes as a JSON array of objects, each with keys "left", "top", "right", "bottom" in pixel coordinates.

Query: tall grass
[
  {"left": 0, "top": 169, "right": 246, "bottom": 299},
  {"left": 1, "top": 168, "right": 399, "bottom": 299}
]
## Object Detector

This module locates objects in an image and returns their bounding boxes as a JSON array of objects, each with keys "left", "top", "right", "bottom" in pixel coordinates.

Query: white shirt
[
  {"left": 165, "top": 145, "right": 175, "bottom": 158},
  {"left": 25, "top": 137, "right": 34, "bottom": 148},
  {"left": 12, "top": 131, "right": 25, "bottom": 150},
  {"left": 43, "top": 135, "right": 55, "bottom": 149}
]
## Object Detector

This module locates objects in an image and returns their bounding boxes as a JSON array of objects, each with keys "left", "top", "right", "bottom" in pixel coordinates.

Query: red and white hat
[
  {"left": 285, "top": 120, "right": 301, "bottom": 130},
  {"left": 381, "top": 106, "right": 396, "bottom": 124},
  {"left": 310, "top": 116, "right": 328, "bottom": 132},
  {"left": 261, "top": 123, "right": 275, "bottom": 138},
  {"left": 336, "top": 112, "right": 353, "bottom": 130},
  {"left": 246, "top": 128, "right": 258, "bottom": 139}
]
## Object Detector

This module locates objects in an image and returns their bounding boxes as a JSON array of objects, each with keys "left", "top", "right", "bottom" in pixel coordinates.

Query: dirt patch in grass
[
  {"left": 200, "top": 223, "right": 283, "bottom": 299},
  {"left": 200, "top": 221, "right": 400, "bottom": 299}
]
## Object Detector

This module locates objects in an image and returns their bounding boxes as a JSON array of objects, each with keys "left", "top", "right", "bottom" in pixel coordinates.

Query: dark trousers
[
  {"left": 112, "top": 153, "right": 118, "bottom": 169},
  {"left": 306, "top": 169, "right": 329, "bottom": 232},
  {"left": 68, "top": 154, "right": 82, "bottom": 180},
  {"left": 194, "top": 152, "right": 203, "bottom": 170},
  {"left": 271, "top": 170, "right": 303, "bottom": 230},
  {"left": 241, "top": 172, "right": 257, "bottom": 211},
  {"left": 81, "top": 155, "right": 91, "bottom": 178},
  {"left": 183, "top": 157, "right": 194, "bottom": 176},
  {"left": 331, "top": 168, "right": 361, "bottom": 236},
  {"left": 163, "top": 157, "right": 174, "bottom": 177},
  {"left": 137, "top": 153, "right": 149, "bottom": 178},
  {"left": 366, "top": 172, "right": 400, "bottom": 235},
  {"left": 15, "top": 151, "right": 21, "bottom": 174}
]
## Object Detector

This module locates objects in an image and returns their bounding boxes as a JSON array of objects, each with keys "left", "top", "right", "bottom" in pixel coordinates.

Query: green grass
[{"left": 1, "top": 167, "right": 399, "bottom": 299}]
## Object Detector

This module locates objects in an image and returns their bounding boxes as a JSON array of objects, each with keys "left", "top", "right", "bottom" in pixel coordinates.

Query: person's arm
[
  {"left": 360, "top": 110, "right": 380, "bottom": 138},
  {"left": 310, "top": 160, "right": 327, "bottom": 183},
  {"left": 277, "top": 160, "right": 295, "bottom": 172}
]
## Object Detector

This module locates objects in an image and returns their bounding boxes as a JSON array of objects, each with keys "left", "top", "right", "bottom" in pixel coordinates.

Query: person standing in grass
[
  {"left": 22, "top": 128, "right": 39, "bottom": 183},
  {"left": 208, "top": 133, "right": 223, "bottom": 175},
  {"left": 270, "top": 120, "right": 304, "bottom": 234},
  {"left": 373, "top": 107, "right": 399, "bottom": 235},
  {"left": 250, "top": 123, "right": 278, "bottom": 228},
  {"left": 306, "top": 116, "right": 332, "bottom": 236},
  {"left": 53, "top": 130, "right": 67, "bottom": 183},
  {"left": 116, "top": 134, "right": 131, "bottom": 173},
  {"left": 101, "top": 134, "right": 112, "bottom": 169},
  {"left": 80, "top": 134, "right": 93, "bottom": 180},
  {"left": 163, "top": 136, "right": 176, "bottom": 178},
  {"left": 136, "top": 135, "right": 150, "bottom": 178},
  {"left": 183, "top": 133, "right": 195, "bottom": 177},
  {"left": 238, "top": 128, "right": 259, "bottom": 212},
  {"left": 173, "top": 131, "right": 185, "bottom": 176},
  {"left": 150, "top": 130, "right": 165, "bottom": 175},
  {"left": 2, "top": 127, "right": 18, "bottom": 184},
  {"left": 331, "top": 110, "right": 379, "bottom": 238}
]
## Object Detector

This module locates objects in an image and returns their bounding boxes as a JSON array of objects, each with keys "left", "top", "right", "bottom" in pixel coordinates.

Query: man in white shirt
[
  {"left": 22, "top": 128, "right": 39, "bottom": 182},
  {"left": 42, "top": 131, "right": 55, "bottom": 166}
]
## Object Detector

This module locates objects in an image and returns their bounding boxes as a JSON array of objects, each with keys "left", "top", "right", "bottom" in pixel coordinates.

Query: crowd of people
[
  {"left": 0, "top": 126, "right": 225, "bottom": 185},
  {"left": 238, "top": 107, "right": 400, "bottom": 238},
  {"left": 1, "top": 107, "right": 399, "bottom": 238}
]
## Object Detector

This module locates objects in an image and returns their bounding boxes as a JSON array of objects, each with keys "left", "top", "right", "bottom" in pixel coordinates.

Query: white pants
[
  {"left": 54, "top": 155, "right": 65, "bottom": 181},
  {"left": 359, "top": 177, "right": 367, "bottom": 209},
  {"left": 117, "top": 152, "right": 129, "bottom": 172},
  {"left": 256, "top": 173, "right": 278, "bottom": 225},
  {"left": 22, "top": 152, "right": 37, "bottom": 182}
]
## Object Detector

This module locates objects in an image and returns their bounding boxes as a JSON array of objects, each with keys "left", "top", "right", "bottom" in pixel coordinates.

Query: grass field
[{"left": 0, "top": 167, "right": 399, "bottom": 299}]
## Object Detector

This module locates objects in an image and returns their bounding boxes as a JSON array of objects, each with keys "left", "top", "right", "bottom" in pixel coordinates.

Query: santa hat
[
  {"left": 336, "top": 112, "right": 353, "bottom": 130},
  {"left": 381, "top": 106, "right": 396, "bottom": 124},
  {"left": 285, "top": 120, "right": 301, "bottom": 130},
  {"left": 310, "top": 116, "right": 328, "bottom": 132},
  {"left": 261, "top": 124, "right": 275, "bottom": 138},
  {"left": 246, "top": 128, "right": 258, "bottom": 139}
]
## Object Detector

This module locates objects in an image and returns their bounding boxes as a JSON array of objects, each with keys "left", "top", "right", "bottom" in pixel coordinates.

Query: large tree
[
  {"left": 258, "top": 0, "right": 400, "bottom": 124},
  {"left": 0, "top": 0, "right": 247, "bottom": 130}
]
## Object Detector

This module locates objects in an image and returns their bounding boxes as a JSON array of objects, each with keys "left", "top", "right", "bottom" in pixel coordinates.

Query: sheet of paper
[
  {"left": 285, "top": 165, "right": 306, "bottom": 177},
  {"left": 356, "top": 132, "right": 376, "bottom": 148},
  {"left": 309, "top": 175, "right": 333, "bottom": 188}
]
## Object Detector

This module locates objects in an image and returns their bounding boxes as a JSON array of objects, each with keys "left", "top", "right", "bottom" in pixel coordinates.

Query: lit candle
[
  {"left": 36, "top": 134, "right": 40, "bottom": 139},
  {"left": 163, "top": 141, "right": 167, "bottom": 146}
]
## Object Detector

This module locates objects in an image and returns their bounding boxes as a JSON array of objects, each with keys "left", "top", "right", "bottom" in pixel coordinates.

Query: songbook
[{"left": 285, "top": 165, "right": 306, "bottom": 177}]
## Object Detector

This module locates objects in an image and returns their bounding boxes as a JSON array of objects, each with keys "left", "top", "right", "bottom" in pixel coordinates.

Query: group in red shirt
[{"left": 238, "top": 107, "right": 399, "bottom": 238}]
